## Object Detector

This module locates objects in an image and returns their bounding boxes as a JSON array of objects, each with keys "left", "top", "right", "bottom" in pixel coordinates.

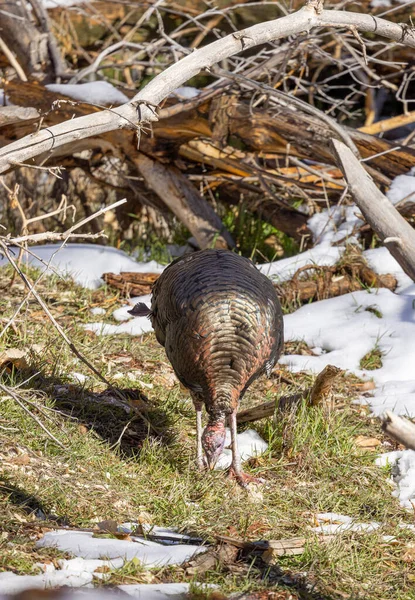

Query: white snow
[
  {"left": 69, "top": 372, "right": 88, "bottom": 384},
  {"left": 376, "top": 450, "right": 415, "bottom": 509},
  {"left": 0, "top": 571, "right": 93, "bottom": 594},
  {"left": 36, "top": 529, "right": 205, "bottom": 566},
  {"left": 387, "top": 168, "right": 415, "bottom": 205},
  {"left": 43, "top": 0, "right": 86, "bottom": 6},
  {"left": 171, "top": 86, "right": 200, "bottom": 99},
  {"left": 46, "top": 82, "right": 129, "bottom": 106},
  {"left": 307, "top": 205, "right": 363, "bottom": 246},
  {"left": 310, "top": 513, "right": 380, "bottom": 534},
  {"left": 90, "top": 307, "right": 106, "bottom": 315},
  {"left": 215, "top": 428, "right": 268, "bottom": 470},
  {"left": 258, "top": 244, "right": 342, "bottom": 281},
  {"left": 370, "top": 0, "right": 414, "bottom": 7},
  {"left": 0, "top": 244, "right": 164, "bottom": 289}
]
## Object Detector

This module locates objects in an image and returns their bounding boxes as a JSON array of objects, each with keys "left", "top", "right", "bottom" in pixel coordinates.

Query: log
[
  {"left": 1, "top": 5, "right": 414, "bottom": 173},
  {"left": 133, "top": 154, "right": 234, "bottom": 250},
  {"left": 332, "top": 139, "right": 415, "bottom": 282},
  {"left": 102, "top": 272, "right": 159, "bottom": 297},
  {"left": 380, "top": 411, "right": 415, "bottom": 451}
]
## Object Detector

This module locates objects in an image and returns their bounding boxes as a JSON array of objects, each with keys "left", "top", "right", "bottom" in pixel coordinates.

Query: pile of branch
[{"left": 0, "top": 0, "right": 415, "bottom": 255}]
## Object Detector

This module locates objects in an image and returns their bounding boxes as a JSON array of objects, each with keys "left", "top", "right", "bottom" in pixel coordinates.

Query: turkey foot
[{"left": 227, "top": 466, "right": 265, "bottom": 487}]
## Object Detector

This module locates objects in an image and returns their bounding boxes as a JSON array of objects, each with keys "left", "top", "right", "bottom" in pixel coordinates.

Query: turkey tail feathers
[{"left": 128, "top": 302, "right": 152, "bottom": 318}]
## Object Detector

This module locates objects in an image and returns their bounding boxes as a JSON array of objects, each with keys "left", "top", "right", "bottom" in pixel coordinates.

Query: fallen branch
[
  {"left": 332, "top": 139, "right": 415, "bottom": 282},
  {"left": 380, "top": 411, "right": 415, "bottom": 451},
  {"left": 102, "top": 272, "right": 159, "bottom": 297},
  {"left": 133, "top": 154, "right": 234, "bottom": 249},
  {"left": 0, "top": 4, "right": 414, "bottom": 173}
]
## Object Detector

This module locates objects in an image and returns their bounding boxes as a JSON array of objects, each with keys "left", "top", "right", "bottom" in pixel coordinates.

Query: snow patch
[
  {"left": 258, "top": 244, "right": 343, "bottom": 281},
  {"left": 0, "top": 244, "right": 164, "bottom": 290},
  {"left": 46, "top": 82, "right": 129, "bottom": 106},
  {"left": 36, "top": 529, "right": 205, "bottom": 566},
  {"left": 310, "top": 513, "right": 380, "bottom": 535},
  {"left": 386, "top": 168, "right": 415, "bottom": 206},
  {"left": 376, "top": 450, "right": 415, "bottom": 509},
  {"left": 215, "top": 428, "right": 268, "bottom": 469}
]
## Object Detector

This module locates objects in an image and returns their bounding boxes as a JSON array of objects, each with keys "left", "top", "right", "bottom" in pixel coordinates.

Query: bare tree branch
[
  {"left": 331, "top": 139, "right": 415, "bottom": 282},
  {"left": 380, "top": 411, "right": 415, "bottom": 451},
  {"left": 0, "top": 5, "right": 414, "bottom": 173}
]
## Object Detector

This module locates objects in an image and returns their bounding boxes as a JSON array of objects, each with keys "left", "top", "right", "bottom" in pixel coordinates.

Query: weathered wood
[
  {"left": 380, "top": 411, "right": 415, "bottom": 451},
  {"left": 1, "top": 6, "right": 414, "bottom": 173},
  {"left": 102, "top": 272, "right": 159, "bottom": 297},
  {"left": 0, "top": 107, "right": 39, "bottom": 127},
  {"left": 237, "top": 392, "right": 305, "bottom": 424},
  {"left": 332, "top": 139, "right": 415, "bottom": 282},
  {"left": 133, "top": 154, "right": 235, "bottom": 250}
]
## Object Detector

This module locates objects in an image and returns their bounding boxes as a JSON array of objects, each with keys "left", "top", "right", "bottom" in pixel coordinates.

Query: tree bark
[{"left": 133, "top": 154, "right": 235, "bottom": 250}]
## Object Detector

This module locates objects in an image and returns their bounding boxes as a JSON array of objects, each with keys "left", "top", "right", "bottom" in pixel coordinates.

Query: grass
[
  {"left": 360, "top": 347, "right": 383, "bottom": 371},
  {"left": 0, "top": 266, "right": 414, "bottom": 599}
]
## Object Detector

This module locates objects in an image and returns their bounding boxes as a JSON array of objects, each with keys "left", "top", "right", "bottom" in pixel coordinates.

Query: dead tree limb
[
  {"left": 0, "top": 5, "right": 414, "bottom": 173},
  {"left": 133, "top": 154, "right": 235, "bottom": 249},
  {"left": 380, "top": 411, "right": 415, "bottom": 451},
  {"left": 332, "top": 139, "right": 415, "bottom": 282}
]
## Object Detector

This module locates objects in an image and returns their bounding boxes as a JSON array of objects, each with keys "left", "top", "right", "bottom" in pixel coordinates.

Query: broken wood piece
[
  {"left": 215, "top": 533, "right": 335, "bottom": 560},
  {"left": 358, "top": 111, "right": 415, "bottom": 135},
  {"left": 133, "top": 153, "right": 234, "bottom": 250},
  {"left": 380, "top": 411, "right": 415, "bottom": 451},
  {"left": 102, "top": 272, "right": 159, "bottom": 297},
  {"left": 309, "top": 365, "right": 343, "bottom": 407},
  {"left": 236, "top": 393, "right": 305, "bottom": 424},
  {"left": 332, "top": 139, "right": 415, "bottom": 282},
  {"left": 262, "top": 535, "right": 335, "bottom": 562}
]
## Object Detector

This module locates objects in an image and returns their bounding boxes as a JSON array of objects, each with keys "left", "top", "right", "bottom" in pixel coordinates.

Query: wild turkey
[{"left": 130, "top": 249, "right": 284, "bottom": 485}]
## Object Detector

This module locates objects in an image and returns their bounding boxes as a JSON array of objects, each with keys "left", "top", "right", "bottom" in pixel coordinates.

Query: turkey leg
[
  {"left": 195, "top": 404, "right": 204, "bottom": 470},
  {"left": 229, "top": 410, "right": 244, "bottom": 483},
  {"left": 229, "top": 410, "right": 264, "bottom": 486}
]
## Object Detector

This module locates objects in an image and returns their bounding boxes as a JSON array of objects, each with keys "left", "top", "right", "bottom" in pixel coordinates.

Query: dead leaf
[
  {"left": 186, "top": 549, "right": 217, "bottom": 575},
  {"left": 355, "top": 436, "right": 381, "bottom": 449},
  {"left": 11, "top": 453, "right": 30, "bottom": 465},
  {"left": 78, "top": 425, "right": 88, "bottom": 435},
  {"left": 403, "top": 543, "right": 415, "bottom": 563},
  {"left": 97, "top": 519, "right": 118, "bottom": 533},
  {"left": 0, "top": 348, "right": 29, "bottom": 371}
]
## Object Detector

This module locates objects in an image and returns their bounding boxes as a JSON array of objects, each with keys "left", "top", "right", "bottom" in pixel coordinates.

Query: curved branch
[{"left": 0, "top": 5, "right": 414, "bottom": 173}]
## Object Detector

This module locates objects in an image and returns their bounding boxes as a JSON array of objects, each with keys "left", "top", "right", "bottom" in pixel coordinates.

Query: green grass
[
  {"left": 360, "top": 347, "right": 383, "bottom": 371},
  {"left": 0, "top": 266, "right": 414, "bottom": 598}
]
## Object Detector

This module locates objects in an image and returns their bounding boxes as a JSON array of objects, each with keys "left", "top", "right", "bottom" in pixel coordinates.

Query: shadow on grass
[
  {"left": 6, "top": 368, "right": 178, "bottom": 459},
  {"left": 0, "top": 474, "right": 70, "bottom": 525}
]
